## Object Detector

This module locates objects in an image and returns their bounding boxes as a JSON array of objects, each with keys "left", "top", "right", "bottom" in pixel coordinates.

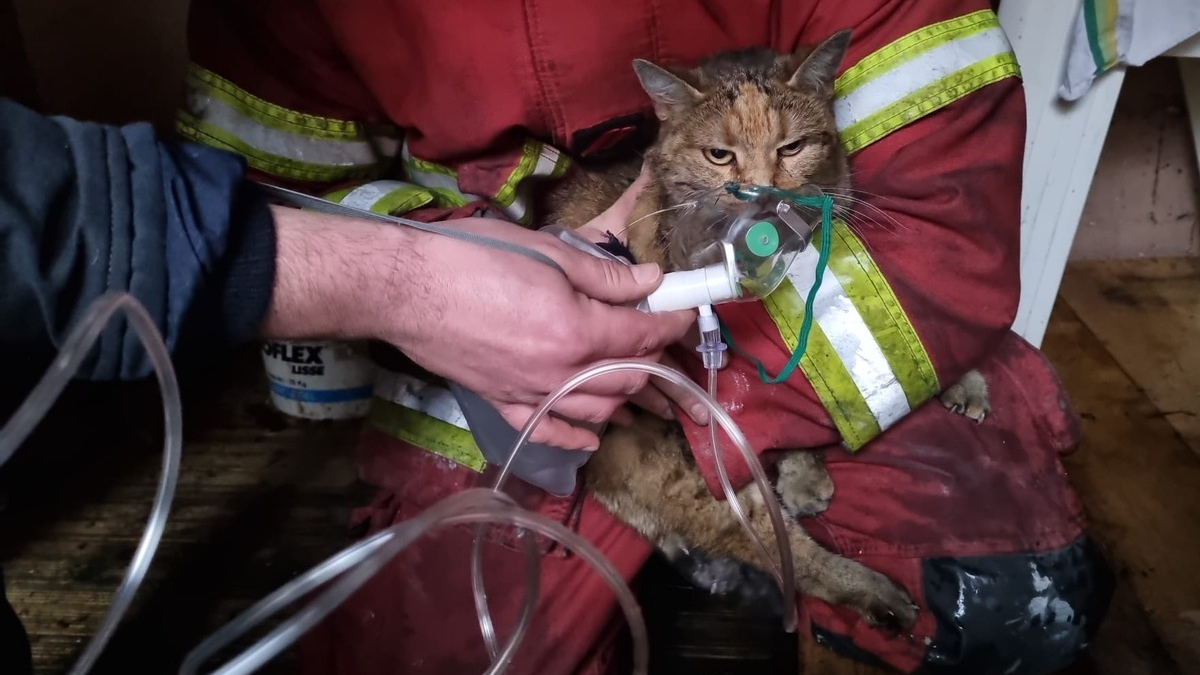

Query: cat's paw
[
  {"left": 940, "top": 369, "right": 991, "bottom": 423},
  {"left": 776, "top": 452, "right": 834, "bottom": 518},
  {"left": 835, "top": 561, "right": 920, "bottom": 631}
]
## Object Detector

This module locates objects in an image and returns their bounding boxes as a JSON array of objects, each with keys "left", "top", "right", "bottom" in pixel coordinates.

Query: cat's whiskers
[
  {"left": 615, "top": 200, "right": 699, "bottom": 238},
  {"left": 819, "top": 188, "right": 912, "bottom": 236},
  {"left": 822, "top": 186, "right": 910, "bottom": 226},
  {"left": 823, "top": 184, "right": 904, "bottom": 209}
]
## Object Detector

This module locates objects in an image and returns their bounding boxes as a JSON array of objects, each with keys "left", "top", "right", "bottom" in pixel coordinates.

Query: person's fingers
[
  {"left": 548, "top": 365, "right": 653, "bottom": 400},
  {"left": 585, "top": 163, "right": 651, "bottom": 235},
  {"left": 583, "top": 305, "right": 696, "bottom": 361},
  {"left": 500, "top": 405, "right": 601, "bottom": 451},
  {"left": 649, "top": 352, "right": 711, "bottom": 424},
  {"left": 562, "top": 252, "right": 665, "bottom": 306},
  {"left": 540, "top": 392, "right": 632, "bottom": 426},
  {"left": 627, "top": 385, "right": 675, "bottom": 421}
]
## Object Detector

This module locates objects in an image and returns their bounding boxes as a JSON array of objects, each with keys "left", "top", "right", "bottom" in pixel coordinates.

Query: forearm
[
  {"left": 0, "top": 97, "right": 276, "bottom": 381},
  {"left": 258, "top": 205, "right": 422, "bottom": 345}
]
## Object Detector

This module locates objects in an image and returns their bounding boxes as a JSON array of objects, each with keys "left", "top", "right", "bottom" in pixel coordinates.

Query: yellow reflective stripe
[
  {"left": 834, "top": 11, "right": 1020, "bottom": 154},
  {"left": 176, "top": 111, "right": 386, "bottom": 183},
  {"left": 836, "top": 10, "right": 1000, "bottom": 98},
  {"left": 368, "top": 399, "right": 487, "bottom": 473},
  {"left": 501, "top": 145, "right": 573, "bottom": 225},
  {"left": 329, "top": 180, "right": 435, "bottom": 215},
  {"left": 839, "top": 54, "right": 1019, "bottom": 155},
  {"left": 761, "top": 221, "right": 937, "bottom": 451},
  {"left": 400, "top": 139, "right": 485, "bottom": 206},
  {"left": 184, "top": 63, "right": 392, "bottom": 142},
  {"left": 368, "top": 371, "right": 487, "bottom": 473},
  {"left": 494, "top": 141, "right": 572, "bottom": 207},
  {"left": 762, "top": 277, "right": 881, "bottom": 450},
  {"left": 177, "top": 63, "right": 400, "bottom": 183},
  {"left": 401, "top": 138, "right": 571, "bottom": 224},
  {"left": 825, "top": 224, "right": 939, "bottom": 411}
]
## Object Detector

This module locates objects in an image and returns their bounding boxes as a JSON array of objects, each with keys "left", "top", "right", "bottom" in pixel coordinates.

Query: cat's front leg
[{"left": 775, "top": 450, "right": 834, "bottom": 518}]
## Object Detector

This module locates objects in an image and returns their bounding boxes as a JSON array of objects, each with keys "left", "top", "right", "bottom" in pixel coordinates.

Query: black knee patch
[
  {"left": 663, "top": 549, "right": 787, "bottom": 618},
  {"left": 816, "top": 535, "right": 1115, "bottom": 675}
]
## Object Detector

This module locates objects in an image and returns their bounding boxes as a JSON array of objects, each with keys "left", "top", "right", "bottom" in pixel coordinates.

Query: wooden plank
[
  {"left": 1058, "top": 258, "right": 1200, "bottom": 457},
  {"left": 0, "top": 349, "right": 365, "bottom": 675},
  {"left": 1042, "top": 297, "right": 1200, "bottom": 673}
]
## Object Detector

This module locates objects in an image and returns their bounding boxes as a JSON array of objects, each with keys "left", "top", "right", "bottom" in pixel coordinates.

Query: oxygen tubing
[
  {"left": 0, "top": 235, "right": 799, "bottom": 675},
  {"left": 0, "top": 291, "right": 183, "bottom": 675},
  {"left": 181, "top": 489, "right": 645, "bottom": 675},
  {"left": 469, "top": 357, "right": 799, "bottom": 657}
]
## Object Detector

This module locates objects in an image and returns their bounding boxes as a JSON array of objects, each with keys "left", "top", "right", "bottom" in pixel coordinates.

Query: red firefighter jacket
[{"left": 177, "top": 1, "right": 1108, "bottom": 673}]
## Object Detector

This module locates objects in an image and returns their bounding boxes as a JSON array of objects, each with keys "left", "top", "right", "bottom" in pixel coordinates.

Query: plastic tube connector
[
  {"left": 639, "top": 259, "right": 740, "bottom": 313},
  {"left": 695, "top": 305, "right": 727, "bottom": 370}
]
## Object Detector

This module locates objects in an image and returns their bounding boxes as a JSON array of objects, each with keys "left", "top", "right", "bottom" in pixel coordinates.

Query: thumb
[
  {"left": 563, "top": 251, "right": 664, "bottom": 305},
  {"left": 583, "top": 164, "right": 651, "bottom": 236},
  {"left": 568, "top": 164, "right": 663, "bottom": 304}
]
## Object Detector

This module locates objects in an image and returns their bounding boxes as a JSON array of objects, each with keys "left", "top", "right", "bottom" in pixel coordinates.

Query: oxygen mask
[
  {"left": 545, "top": 182, "right": 830, "bottom": 313},
  {"left": 686, "top": 182, "right": 824, "bottom": 301}
]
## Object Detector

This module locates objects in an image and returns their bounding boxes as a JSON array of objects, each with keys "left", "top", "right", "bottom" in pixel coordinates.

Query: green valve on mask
[{"left": 745, "top": 220, "right": 780, "bottom": 257}]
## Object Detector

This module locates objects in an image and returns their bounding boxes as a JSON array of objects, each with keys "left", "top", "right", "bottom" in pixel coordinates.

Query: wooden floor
[{"left": 1, "top": 257, "right": 1199, "bottom": 675}]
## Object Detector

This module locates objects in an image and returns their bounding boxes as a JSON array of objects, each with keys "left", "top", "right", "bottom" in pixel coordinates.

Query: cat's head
[{"left": 633, "top": 30, "right": 852, "bottom": 270}]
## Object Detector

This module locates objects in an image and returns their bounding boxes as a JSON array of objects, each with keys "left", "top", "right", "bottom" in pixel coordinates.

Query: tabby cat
[{"left": 543, "top": 29, "right": 990, "bottom": 628}]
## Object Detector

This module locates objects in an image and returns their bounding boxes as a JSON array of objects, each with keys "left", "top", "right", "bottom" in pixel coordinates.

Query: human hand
[
  {"left": 575, "top": 171, "right": 730, "bottom": 427},
  {"left": 363, "top": 184, "right": 696, "bottom": 450}
]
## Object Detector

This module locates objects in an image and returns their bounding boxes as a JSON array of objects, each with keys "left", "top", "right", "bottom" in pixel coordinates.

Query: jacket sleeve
[
  {"left": 0, "top": 96, "right": 276, "bottom": 382},
  {"left": 674, "top": 0, "right": 1029, "bottom": 495},
  {"left": 180, "top": 0, "right": 542, "bottom": 226}
]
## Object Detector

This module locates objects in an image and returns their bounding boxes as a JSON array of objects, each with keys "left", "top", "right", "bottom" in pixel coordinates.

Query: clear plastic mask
[{"left": 691, "top": 182, "right": 825, "bottom": 301}]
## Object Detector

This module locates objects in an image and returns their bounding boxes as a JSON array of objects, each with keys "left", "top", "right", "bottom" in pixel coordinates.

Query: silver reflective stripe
[
  {"left": 784, "top": 245, "right": 911, "bottom": 429},
  {"left": 400, "top": 139, "right": 485, "bottom": 202},
  {"left": 185, "top": 91, "right": 399, "bottom": 168},
  {"left": 338, "top": 180, "right": 418, "bottom": 211},
  {"left": 834, "top": 26, "right": 1013, "bottom": 132},
  {"left": 502, "top": 143, "right": 564, "bottom": 222},
  {"left": 373, "top": 370, "right": 471, "bottom": 431}
]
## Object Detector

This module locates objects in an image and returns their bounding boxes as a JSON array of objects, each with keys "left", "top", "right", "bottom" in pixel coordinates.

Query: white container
[{"left": 260, "top": 340, "right": 379, "bottom": 420}]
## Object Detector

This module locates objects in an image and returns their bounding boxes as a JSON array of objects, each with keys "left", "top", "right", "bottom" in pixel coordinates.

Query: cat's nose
[{"left": 738, "top": 163, "right": 775, "bottom": 187}]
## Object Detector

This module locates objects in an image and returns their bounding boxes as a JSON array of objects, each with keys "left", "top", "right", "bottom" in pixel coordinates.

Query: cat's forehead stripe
[{"left": 724, "top": 83, "right": 782, "bottom": 145}]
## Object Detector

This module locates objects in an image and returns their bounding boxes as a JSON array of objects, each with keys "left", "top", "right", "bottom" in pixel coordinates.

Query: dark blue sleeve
[{"left": 0, "top": 96, "right": 276, "bottom": 381}]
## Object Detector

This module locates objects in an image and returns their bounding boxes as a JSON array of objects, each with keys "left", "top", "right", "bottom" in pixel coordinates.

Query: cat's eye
[
  {"left": 778, "top": 139, "right": 807, "bottom": 156},
  {"left": 703, "top": 148, "right": 735, "bottom": 166}
]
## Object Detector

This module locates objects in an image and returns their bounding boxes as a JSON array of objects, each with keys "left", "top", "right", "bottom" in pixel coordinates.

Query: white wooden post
[
  {"left": 998, "top": 0, "right": 1126, "bottom": 347},
  {"left": 1167, "top": 35, "right": 1200, "bottom": 183}
]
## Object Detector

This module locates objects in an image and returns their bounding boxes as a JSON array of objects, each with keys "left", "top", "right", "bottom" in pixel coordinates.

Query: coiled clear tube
[
  {"left": 181, "top": 488, "right": 647, "bottom": 675},
  {"left": 0, "top": 292, "right": 183, "bottom": 675},
  {"left": 469, "top": 358, "right": 799, "bottom": 659},
  {"left": 0, "top": 296, "right": 795, "bottom": 675}
]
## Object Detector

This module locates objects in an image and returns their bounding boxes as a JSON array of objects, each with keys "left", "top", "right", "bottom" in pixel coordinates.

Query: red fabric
[
  {"left": 184, "top": 0, "right": 1090, "bottom": 672},
  {"left": 296, "top": 430, "right": 653, "bottom": 675}
]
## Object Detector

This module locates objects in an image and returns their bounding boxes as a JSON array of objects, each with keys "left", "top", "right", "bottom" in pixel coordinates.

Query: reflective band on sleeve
[
  {"left": 400, "top": 139, "right": 482, "bottom": 208},
  {"left": 401, "top": 138, "right": 571, "bottom": 224},
  {"left": 834, "top": 10, "right": 1020, "bottom": 155},
  {"left": 493, "top": 141, "right": 573, "bottom": 224},
  {"left": 761, "top": 221, "right": 940, "bottom": 451},
  {"left": 328, "top": 179, "right": 435, "bottom": 215},
  {"left": 175, "top": 64, "right": 400, "bottom": 183},
  {"left": 368, "top": 370, "right": 487, "bottom": 473},
  {"left": 751, "top": 10, "right": 1014, "bottom": 448}
]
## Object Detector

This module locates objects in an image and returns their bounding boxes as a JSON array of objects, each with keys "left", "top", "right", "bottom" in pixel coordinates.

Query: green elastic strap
[{"left": 719, "top": 186, "right": 834, "bottom": 385}]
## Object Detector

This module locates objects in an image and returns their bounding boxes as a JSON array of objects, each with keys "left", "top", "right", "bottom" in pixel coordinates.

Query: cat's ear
[
  {"left": 786, "top": 28, "right": 852, "bottom": 93},
  {"left": 633, "top": 59, "right": 702, "bottom": 120}
]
